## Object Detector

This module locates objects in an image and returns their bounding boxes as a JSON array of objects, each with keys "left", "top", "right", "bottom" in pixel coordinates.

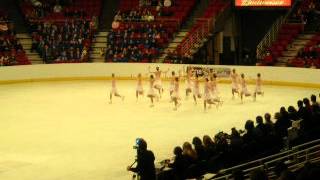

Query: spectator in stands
[
  {"left": 311, "top": 94, "right": 320, "bottom": 112},
  {"left": 229, "top": 127, "right": 244, "bottom": 162},
  {"left": 166, "top": 146, "right": 188, "bottom": 179},
  {"left": 182, "top": 142, "right": 197, "bottom": 164},
  {"left": 262, "top": 51, "right": 274, "bottom": 65},
  {"left": 274, "top": 108, "right": 291, "bottom": 138},
  {"left": 242, "top": 120, "right": 255, "bottom": 144},
  {"left": 53, "top": 3, "right": 63, "bottom": 13},
  {"left": 274, "top": 161, "right": 295, "bottom": 180},
  {"left": 250, "top": 168, "right": 269, "bottom": 180},
  {"left": 202, "top": 135, "right": 216, "bottom": 158},
  {"left": 255, "top": 116, "right": 267, "bottom": 136},
  {"left": 192, "top": 137, "right": 207, "bottom": 161},
  {"left": 288, "top": 106, "right": 300, "bottom": 121},
  {"left": 232, "top": 169, "right": 245, "bottom": 180}
]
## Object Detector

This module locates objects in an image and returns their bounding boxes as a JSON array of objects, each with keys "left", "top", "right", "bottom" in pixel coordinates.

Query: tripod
[{"left": 129, "top": 160, "right": 140, "bottom": 180}]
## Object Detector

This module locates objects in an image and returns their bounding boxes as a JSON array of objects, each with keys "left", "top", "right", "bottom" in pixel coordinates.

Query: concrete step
[
  {"left": 16, "top": 34, "right": 30, "bottom": 39},
  {"left": 168, "top": 43, "right": 179, "bottom": 48},
  {"left": 26, "top": 51, "right": 40, "bottom": 55},
  {"left": 91, "top": 54, "right": 104, "bottom": 58},
  {"left": 31, "top": 61, "right": 44, "bottom": 65},
  {"left": 297, "top": 34, "right": 315, "bottom": 40},
  {"left": 287, "top": 45, "right": 305, "bottom": 51},
  {"left": 94, "top": 38, "right": 107, "bottom": 43},
  {"left": 92, "top": 44, "right": 107, "bottom": 48},
  {"left": 90, "top": 51, "right": 101, "bottom": 54},
  {"left": 19, "top": 39, "right": 32, "bottom": 43},
  {"left": 277, "top": 57, "right": 292, "bottom": 63},
  {"left": 91, "top": 58, "right": 105, "bottom": 62},
  {"left": 292, "top": 39, "right": 309, "bottom": 46},
  {"left": 23, "top": 44, "right": 32, "bottom": 49},
  {"left": 176, "top": 31, "right": 188, "bottom": 37},
  {"left": 28, "top": 55, "right": 42, "bottom": 60},
  {"left": 282, "top": 51, "right": 298, "bottom": 57},
  {"left": 172, "top": 37, "right": 184, "bottom": 43},
  {"left": 275, "top": 62, "right": 287, "bottom": 67},
  {"left": 98, "top": 31, "right": 108, "bottom": 36}
]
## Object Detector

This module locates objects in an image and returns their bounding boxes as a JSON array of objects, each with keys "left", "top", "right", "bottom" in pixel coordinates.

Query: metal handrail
[
  {"left": 292, "top": 139, "right": 320, "bottom": 150},
  {"left": 177, "top": 1, "right": 229, "bottom": 56},
  {"left": 212, "top": 140, "right": 320, "bottom": 180},
  {"left": 256, "top": 0, "right": 301, "bottom": 60}
]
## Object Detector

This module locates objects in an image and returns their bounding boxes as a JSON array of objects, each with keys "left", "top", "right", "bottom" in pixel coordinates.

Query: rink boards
[{"left": 0, "top": 63, "right": 319, "bottom": 88}]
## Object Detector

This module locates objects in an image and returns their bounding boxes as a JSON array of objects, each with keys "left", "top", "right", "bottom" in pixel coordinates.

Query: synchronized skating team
[{"left": 109, "top": 67, "right": 264, "bottom": 111}]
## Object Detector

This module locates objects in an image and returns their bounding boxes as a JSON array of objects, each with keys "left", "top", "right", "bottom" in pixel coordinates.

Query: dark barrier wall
[{"left": 236, "top": 9, "right": 287, "bottom": 65}]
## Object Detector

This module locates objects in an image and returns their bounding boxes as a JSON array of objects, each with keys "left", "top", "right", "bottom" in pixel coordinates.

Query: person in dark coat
[{"left": 127, "top": 138, "right": 156, "bottom": 180}]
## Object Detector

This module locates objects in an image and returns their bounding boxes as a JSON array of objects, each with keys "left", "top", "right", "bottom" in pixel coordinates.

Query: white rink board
[{"left": 0, "top": 63, "right": 319, "bottom": 85}]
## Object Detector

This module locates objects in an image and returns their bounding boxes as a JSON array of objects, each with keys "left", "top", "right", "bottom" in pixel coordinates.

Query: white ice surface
[{"left": 0, "top": 80, "right": 318, "bottom": 180}]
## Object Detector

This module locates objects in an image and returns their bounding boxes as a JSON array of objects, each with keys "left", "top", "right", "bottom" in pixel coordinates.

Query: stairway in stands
[
  {"left": 157, "top": 0, "right": 212, "bottom": 62},
  {"left": 90, "top": 31, "right": 108, "bottom": 63},
  {"left": 176, "top": 0, "right": 230, "bottom": 58},
  {"left": 276, "top": 33, "right": 315, "bottom": 66},
  {"left": 17, "top": 33, "right": 43, "bottom": 64}
]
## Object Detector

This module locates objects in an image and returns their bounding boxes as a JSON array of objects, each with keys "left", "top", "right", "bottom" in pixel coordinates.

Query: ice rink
[{"left": 0, "top": 80, "right": 318, "bottom": 180}]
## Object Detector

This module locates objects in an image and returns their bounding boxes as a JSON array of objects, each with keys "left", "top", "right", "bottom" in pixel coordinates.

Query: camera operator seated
[{"left": 127, "top": 138, "right": 156, "bottom": 180}]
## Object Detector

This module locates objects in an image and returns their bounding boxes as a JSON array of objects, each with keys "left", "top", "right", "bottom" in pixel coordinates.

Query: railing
[
  {"left": 176, "top": 0, "right": 230, "bottom": 57},
  {"left": 178, "top": 17, "right": 214, "bottom": 56},
  {"left": 256, "top": 16, "right": 285, "bottom": 60},
  {"left": 256, "top": 0, "right": 301, "bottom": 60},
  {"left": 211, "top": 139, "right": 320, "bottom": 180}
]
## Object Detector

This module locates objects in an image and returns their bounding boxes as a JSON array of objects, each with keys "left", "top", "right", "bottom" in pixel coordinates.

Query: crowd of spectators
[
  {"left": 292, "top": 0, "right": 320, "bottom": 30},
  {"left": 30, "top": 20, "right": 93, "bottom": 63},
  {"left": 106, "top": 23, "right": 169, "bottom": 62},
  {"left": 114, "top": 8, "right": 156, "bottom": 23},
  {"left": 106, "top": 0, "right": 193, "bottom": 63},
  {"left": 164, "top": 49, "right": 194, "bottom": 64},
  {"left": 287, "top": 33, "right": 320, "bottom": 68},
  {"left": 139, "top": 0, "right": 174, "bottom": 7},
  {"left": 0, "top": 10, "right": 29, "bottom": 66},
  {"left": 157, "top": 94, "right": 320, "bottom": 179},
  {"left": 261, "top": 0, "right": 320, "bottom": 67},
  {"left": 294, "top": 42, "right": 320, "bottom": 67},
  {"left": 20, "top": 0, "right": 74, "bottom": 20},
  {"left": 18, "top": 0, "right": 100, "bottom": 64}
]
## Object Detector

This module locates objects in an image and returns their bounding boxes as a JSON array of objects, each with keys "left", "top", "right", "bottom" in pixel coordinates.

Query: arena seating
[
  {"left": 262, "top": 23, "right": 304, "bottom": 65},
  {"left": 212, "top": 139, "right": 320, "bottom": 179},
  {"left": 0, "top": 10, "right": 30, "bottom": 66},
  {"left": 157, "top": 94, "right": 320, "bottom": 179},
  {"left": 105, "top": 0, "right": 196, "bottom": 63},
  {"left": 260, "top": 0, "right": 320, "bottom": 67},
  {"left": 19, "top": 0, "right": 100, "bottom": 63},
  {"left": 20, "top": 0, "right": 101, "bottom": 22},
  {"left": 175, "top": 0, "right": 230, "bottom": 60},
  {"left": 29, "top": 20, "right": 93, "bottom": 63},
  {"left": 288, "top": 32, "right": 320, "bottom": 68}
]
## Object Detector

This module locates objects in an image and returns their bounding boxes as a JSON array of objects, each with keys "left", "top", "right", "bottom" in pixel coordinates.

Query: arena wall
[{"left": 0, "top": 63, "right": 319, "bottom": 88}]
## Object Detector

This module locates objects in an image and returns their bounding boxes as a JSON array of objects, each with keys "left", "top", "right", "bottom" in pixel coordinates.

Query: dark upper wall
[{"left": 236, "top": 9, "right": 287, "bottom": 64}]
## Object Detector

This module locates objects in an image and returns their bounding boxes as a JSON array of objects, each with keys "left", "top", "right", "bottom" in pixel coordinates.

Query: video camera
[{"left": 133, "top": 138, "right": 143, "bottom": 150}]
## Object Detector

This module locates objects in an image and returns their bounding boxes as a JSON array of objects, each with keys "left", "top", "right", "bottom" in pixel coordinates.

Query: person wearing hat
[{"left": 127, "top": 138, "right": 156, "bottom": 180}]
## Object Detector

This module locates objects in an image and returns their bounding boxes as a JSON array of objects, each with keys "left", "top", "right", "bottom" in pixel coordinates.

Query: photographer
[{"left": 127, "top": 138, "right": 156, "bottom": 180}]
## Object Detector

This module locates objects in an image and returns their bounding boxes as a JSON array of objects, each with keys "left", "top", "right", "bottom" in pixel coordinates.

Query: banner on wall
[
  {"left": 187, "top": 66, "right": 231, "bottom": 78},
  {"left": 235, "top": 0, "right": 292, "bottom": 7}
]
